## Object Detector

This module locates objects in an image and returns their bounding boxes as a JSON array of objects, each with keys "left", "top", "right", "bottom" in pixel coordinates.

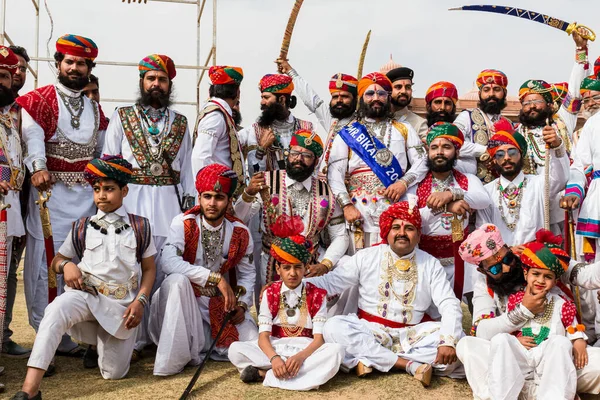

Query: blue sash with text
[{"left": 338, "top": 122, "right": 403, "bottom": 188}]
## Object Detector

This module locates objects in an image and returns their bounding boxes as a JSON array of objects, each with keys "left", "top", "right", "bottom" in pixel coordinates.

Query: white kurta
[
  {"left": 308, "top": 246, "right": 464, "bottom": 376},
  {"left": 451, "top": 109, "right": 500, "bottom": 176},
  {"left": 28, "top": 206, "right": 156, "bottom": 379},
  {"left": 22, "top": 82, "right": 105, "bottom": 331},
  {"left": 228, "top": 282, "right": 344, "bottom": 391},
  {"left": 327, "top": 119, "right": 427, "bottom": 234},
  {"left": 393, "top": 108, "right": 428, "bottom": 141},
  {"left": 476, "top": 145, "right": 569, "bottom": 247},
  {"left": 408, "top": 172, "right": 491, "bottom": 293},
  {"left": 149, "top": 214, "right": 257, "bottom": 376}
]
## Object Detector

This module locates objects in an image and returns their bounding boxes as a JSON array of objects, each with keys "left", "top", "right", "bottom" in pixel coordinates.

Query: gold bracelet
[
  {"left": 322, "top": 259, "right": 334, "bottom": 271},
  {"left": 207, "top": 272, "right": 222, "bottom": 287},
  {"left": 398, "top": 179, "right": 408, "bottom": 190},
  {"left": 237, "top": 301, "right": 248, "bottom": 312},
  {"left": 241, "top": 190, "right": 256, "bottom": 203}
]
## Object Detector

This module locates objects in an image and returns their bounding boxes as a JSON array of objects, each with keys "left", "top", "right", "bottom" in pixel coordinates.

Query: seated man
[
  {"left": 308, "top": 201, "right": 464, "bottom": 386},
  {"left": 149, "top": 164, "right": 257, "bottom": 376},
  {"left": 457, "top": 224, "right": 600, "bottom": 399},
  {"left": 228, "top": 219, "right": 344, "bottom": 390},
  {"left": 11, "top": 155, "right": 157, "bottom": 400}
]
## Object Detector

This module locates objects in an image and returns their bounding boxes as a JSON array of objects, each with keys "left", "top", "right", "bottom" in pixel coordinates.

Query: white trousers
[
  {"left": 457, "top": 335, "right": 600, "bottom": 400},
  {"left": 28, "top": 290, "right": 135, "bottom": 380},
  {"left": 149, "top": 273, "right": 258, "bottom": 376},
  {"left": 323, "top": 314, "right": 464, "bottom": 377},
  {"left": 228, "top": 337, "right": 344, "bottom": 391}
]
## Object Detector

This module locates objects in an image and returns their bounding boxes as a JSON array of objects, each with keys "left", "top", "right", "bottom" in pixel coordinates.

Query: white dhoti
[
  {"left": 458, "top": 336, "right": 600, "bottom": 399},
  {"left": 228, "top": 338, "right": 344, "bottom": 391},
  {"left": 149, "top": 273, "right": 258, "bottom": 376},
  {"left": 323, "top": 314, "right": 464, "bottom": 377},
  {"left": 28, "top": 290, "right": 136, "bottom": 380}
]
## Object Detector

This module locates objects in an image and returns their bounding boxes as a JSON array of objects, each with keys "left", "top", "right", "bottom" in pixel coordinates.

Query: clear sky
[{"left": 4, "top": 0, "right": 599, "bottom": 136}]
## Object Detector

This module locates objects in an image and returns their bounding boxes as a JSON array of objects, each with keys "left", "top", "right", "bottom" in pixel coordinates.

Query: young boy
[
  {"left": 11, "top": 155, "right": 156, "bottom": 400},
  {"left": 228, "top": 216, "right": 344, "bottom": 391},
  {"left": 488, "top": 229, "right": 587, "bottom": 400}
]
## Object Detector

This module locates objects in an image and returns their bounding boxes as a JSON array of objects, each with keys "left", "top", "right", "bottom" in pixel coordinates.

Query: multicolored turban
[
  {"left": 289, "top": 129, "right": 324, "bottom": 158},
  {"left": 519, "top": 79, "right": 553, "bottom": 104},
  {"left": 426, "top": 122, "right": 464, "bottom": 150},
  {"left": 580, "top": 76, "right": 600, "bottom": 95},
  {"left": 459, "top": 224, "right": 505, "bottom": 265},
  {"left": 139, "top": 54, "right": 176, "bottom": 80},
  {"left": 0, "top": 46, "right": 19, "bottom": 76},
  {"left": 358, "top": 72, "right": 393, "bottom": 98},
  {"left": 379, "top": 201, "right": 422, "bottom": 243},
  {"left": 84, "top": 155, "right": 133, "bottom": 185},
  {"left": 487, "top": 119, "right": 527, "bottom": 159},
  {"left": 425, "top": 81, "right": 459, "bottom": 104},
  {"left": 551, "top": 82, "right": 569, "bottom": 104},
  {"left": 595, "top": 56, "right": 600, "bottom": 78},
  {"left": 259, "top": 74, "right": 294, "bottom": 94},
  {"left": 329, "top": 73, "right": 358, "bottom": 96},
  {"left": 521, "top": 229, "right": 570, "bottom": 278},
  {"left": 476, "top": 69, "right": 508, "bottom": 90},
  {"left": 269, "top": 215, "right": 313, "bottom": 265},
  {"left": 195, "top": 163, "right": 238, "bottom": 198},
  {"left": 56, "top": 34, "right": 98, "bottom": 60},
  {"left": 208, "top": 65, "right": 244, "bottom": 85}
]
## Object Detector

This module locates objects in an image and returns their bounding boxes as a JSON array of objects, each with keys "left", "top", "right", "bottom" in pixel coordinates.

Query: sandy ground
[{"left": 2, "top": 271, "right": 599, "bottom": 400}]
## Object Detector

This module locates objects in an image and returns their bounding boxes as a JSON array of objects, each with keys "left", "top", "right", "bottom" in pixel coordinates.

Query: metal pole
[
  {"left": 34, "top": 0, "right": 40, "bottom": 88},
  {"left": 28, "top": 57, "right": 209, "bottom": 70},
  {"left": 0, "top": 0, "right": 6, "bottom": 45},
  {"left": 212, "top": 0, "right": 217, "bottom": 65}
]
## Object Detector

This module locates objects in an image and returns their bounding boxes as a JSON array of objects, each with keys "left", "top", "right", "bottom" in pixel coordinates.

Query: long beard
[
  {"left": 137, "top": 86, "right": 172, "bottom": 109},
  {"left": 330, "top": 101, "right": 355, "bottom": 119},
  {"left": 257, "top": 102, "right": 288, "bottom": 128},
  {"left": 285, "top": 158, "right": 316, "bottom": 182},
  {"left": 479, "top": 95, "right": 507, "bottom": 115},
  {"left": 427, "top": 110, "right": 456, "bottom": 126},
  {"left": 486, "top": 262, "right": 526, "bottom": 298},
  {"left": 426, "top": 154, "right": 457, "bottom": 173},
  {"left": 519, "top": 107, "right": 552, "bottom": 128},
  {"left": 0, "top": 85, "right": 15, "bottom": 107},
  {"left": 359, "top": 98, "right": 390, "bottom": 119},
  {"left": 58, "top": 72, "right": 90, "bottom": 91}
]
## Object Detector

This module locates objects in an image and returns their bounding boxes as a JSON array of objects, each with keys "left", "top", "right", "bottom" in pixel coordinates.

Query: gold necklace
[{"left": 277, "top": 286, "right": 308, "bottom": 337}]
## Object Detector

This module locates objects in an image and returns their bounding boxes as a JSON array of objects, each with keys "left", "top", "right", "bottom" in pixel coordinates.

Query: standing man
[
  {"left": 386, "top": 67, "right": 428, "bottom": 140},
  {"left": 16, "top": 34, "right": 108, "bottom": 355},
  {"left": 149, "top": 164, "right": 257, "bottom": 376},
  {"left": 235, "top": 129, "right": 349, "bottom": 285},
  {"left": 453, "top": 69, "right": 511, "bottom": 183},
  {"left": 241, "top": 74, "right": 313, "bottom": 173},
  {"left": 308, "top": 201, "right": 464, "bottom": 385},
  {"left": 8, "top": 46, "right": 28, "bottom": 98},
  {"left": 424, "top": 81, "right": 458, "bottom": 126},
  {"left": 192, "top": 65, "right": 244, "bottom": 182},
  {"left": 476, "top": 120, "right": 569, "bottom": 248},
  {"left": 408, "top": 122, "right": 490, "bottom": 296},
  {"left": 82, "top": 74, "right": 100, "bottom": 104},
  {"left": 277, "top": 59, "right": 358, "bottom": 176},
  {"left": 574, "top": 75, "right": 600, "bottom": 146},
  {"left": 102, "top": 54, "right": 195, "bottom": 358},
  {"left": 328, "top": 72, "right": 427, "bottom": 250}
]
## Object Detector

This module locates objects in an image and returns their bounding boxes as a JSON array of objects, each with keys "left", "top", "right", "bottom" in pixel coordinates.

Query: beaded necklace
[
  {"left": 89, "top": 217, "right": 130, "bottom": 235},
  {"left": 278, "top": 286, "right": 308, "bottom": 337},
  {"left": 497, "top": 178, "right": 527, "bottom": 231},
  {"left": 57, "top": 87, "right": 84, "bottom": 129},
  {"left": 281, "top": 286, "right": 304, "bottom": 317},
  {"left": 521, "top": 296, "right": 554, "bottom": 345}
]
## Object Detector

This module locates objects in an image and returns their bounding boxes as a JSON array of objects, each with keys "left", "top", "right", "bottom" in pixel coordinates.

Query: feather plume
[{"left": 269, "top": 214, "right": 304, "bottom": 239}]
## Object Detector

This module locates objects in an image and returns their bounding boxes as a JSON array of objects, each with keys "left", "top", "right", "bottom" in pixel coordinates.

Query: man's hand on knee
[{"left": 434, "top": 345, "right": 457, "bottom": 365}]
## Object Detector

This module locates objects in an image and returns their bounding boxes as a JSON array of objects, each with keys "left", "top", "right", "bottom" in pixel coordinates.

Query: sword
[
  {"left": 0, "top": 195, "right": 11, "bottom": 351},
  {"left": 357, "top": 30, "right": 371, "bottom": 79},
  {"left": 450, "top": 214, "right": 466, "bottom": 299},
  {"left": 278, "top": 0, "right": 305, "bottom": 63},
  {"left": 449, "top": 5, "right": 596, "bottom": 41},
  {"left": 567, "top": 210, "right": 583, "bottom": 322},
  {"left": 36, "top": 190, "right": 57, "bottom": 303}
]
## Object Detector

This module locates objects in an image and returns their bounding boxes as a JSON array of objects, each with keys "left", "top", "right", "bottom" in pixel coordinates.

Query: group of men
[{"left": 2, "top": 25, "right": 600, "bottom": 399}]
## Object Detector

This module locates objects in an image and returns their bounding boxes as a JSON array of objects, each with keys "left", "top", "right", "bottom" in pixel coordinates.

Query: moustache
[
  {"left": 394, "top": 235, "right": 410, "bottom": 242},
  {"left": 501, "top": 161, "right": 516, "bottom": 168},
  {"left": 433, "top": 155, "right": 448, "bottom": 162},
  {"left": 369, "top": 100, "right": 384, "bottom": 108}
]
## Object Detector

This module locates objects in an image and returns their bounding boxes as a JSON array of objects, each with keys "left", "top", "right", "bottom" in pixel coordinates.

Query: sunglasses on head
[{"left": 479, "top": 249, "right": 516, "bottom": 276}]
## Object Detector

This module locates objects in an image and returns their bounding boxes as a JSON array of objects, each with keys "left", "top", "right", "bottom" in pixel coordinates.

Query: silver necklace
[
  {"left": 364, "top": 120, "right": 393, "bottom": 167},
  {"left": 201, "top": 222, "right": 225, "bottom": 264},
  {"left": 57, "top": 89, "right": 84, "bottom": 129}
]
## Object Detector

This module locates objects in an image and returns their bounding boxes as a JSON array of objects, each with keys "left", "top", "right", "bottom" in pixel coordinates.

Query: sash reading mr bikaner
[{"left": 338, "top": 121, "right": 403, "bottom": 188}]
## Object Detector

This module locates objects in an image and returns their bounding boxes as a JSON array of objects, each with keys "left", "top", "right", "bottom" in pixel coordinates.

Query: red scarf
[
  {"left": 182, "top": 207, "right": 249, "bottom": 348},
  {"left": 416, "top": 170, "right": 469, "bottom": 209}
]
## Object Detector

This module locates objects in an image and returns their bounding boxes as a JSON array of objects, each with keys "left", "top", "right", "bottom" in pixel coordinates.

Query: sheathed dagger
[
  {"left": 36, "top": 191, "right": 57, "bottom": 303},
  {"left": 450, "top": 5, "right": 596, "bottom": 41}
]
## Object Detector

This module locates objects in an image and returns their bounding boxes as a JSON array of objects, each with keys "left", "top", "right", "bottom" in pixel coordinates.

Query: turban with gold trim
[
  {"left": 195, "top": 163, "right": 238, "bottom": 198},
  {"left": 259, "top": 74, "right": 294, "bottom": 94},
  {"left": 379, "top": 201, "right": 422, "bottom": 243},
  {"left": 139, "top": 54, "right": 176, "bottom": 80},
  {"left": 551, "top": 82, "right": 568, "bottom": 104},
  {"left": 476, "top": 69, "right": 508, "bottom": 90},
  {"left": 289, "top": 129, "right": 323, "bottom": 158},
  {"left": 56, "top": 34, "right": 98, "bottom": 60},
  {"left": 519, "top": 79, "right": 553, "bottom": 104},
  {"left": 358, "top": 72, "right": 392, "bottom": 98},
  {"left": 84, "top": 155, "right": 133, "bottom": 185},
  {"left": 425, "top": 81, "right": 458, "bottom": 104},
  {"left": 426, "top": 122, "right": 464, "bottom": 150},
  {"left": 329, "top": 73, "right": 358, "bottom": 96},
  {"left": 208, "top": 65, "right": 244, "bottom": 85}
]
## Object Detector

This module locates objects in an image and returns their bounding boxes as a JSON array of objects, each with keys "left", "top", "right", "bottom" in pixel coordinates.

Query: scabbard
[{"left": 0, "top": 205, "right": 9, "bottom": 350}]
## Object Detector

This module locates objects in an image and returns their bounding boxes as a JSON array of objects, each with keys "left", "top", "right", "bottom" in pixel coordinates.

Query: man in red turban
[
  {"left": 425, "top": 81, "right": 459, "bottom": 127},
  {"left": 277, "top": 58, "right": 358, "bottom": 177},
  {"left": 238, "top": 73, "right": 313, "bottom": 173},
  {"left": 307, "top": 200, "right": 464, "bottom": 385},
  {"left": 149, "top": 163, "right": 258, "bottom": 377}
]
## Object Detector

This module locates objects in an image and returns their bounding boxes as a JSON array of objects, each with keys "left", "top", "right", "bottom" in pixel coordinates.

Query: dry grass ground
[{"left": 2, "top": 271, "right": 600, "bottom": 400}]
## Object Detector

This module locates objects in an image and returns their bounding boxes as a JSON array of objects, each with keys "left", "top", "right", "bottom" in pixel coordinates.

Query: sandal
[
  {"left": 55, "top": 346, "right": 85, "bottom": 358},
  {"left": 131, "top": 349, "right": 142, "bottom": 363}
]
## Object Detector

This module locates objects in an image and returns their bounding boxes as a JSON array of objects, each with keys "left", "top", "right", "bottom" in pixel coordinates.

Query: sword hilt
[
  {"left": 0, "top": 194, "right": 10, "bottom": 212},
  {"left": 567, "top": 22, "right": 596, "bottom": 42}
]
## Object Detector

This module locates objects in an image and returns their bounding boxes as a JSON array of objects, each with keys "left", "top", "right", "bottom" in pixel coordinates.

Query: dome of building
[{"left": 380, "top": 54, "right": 402, "bottom": 74}]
